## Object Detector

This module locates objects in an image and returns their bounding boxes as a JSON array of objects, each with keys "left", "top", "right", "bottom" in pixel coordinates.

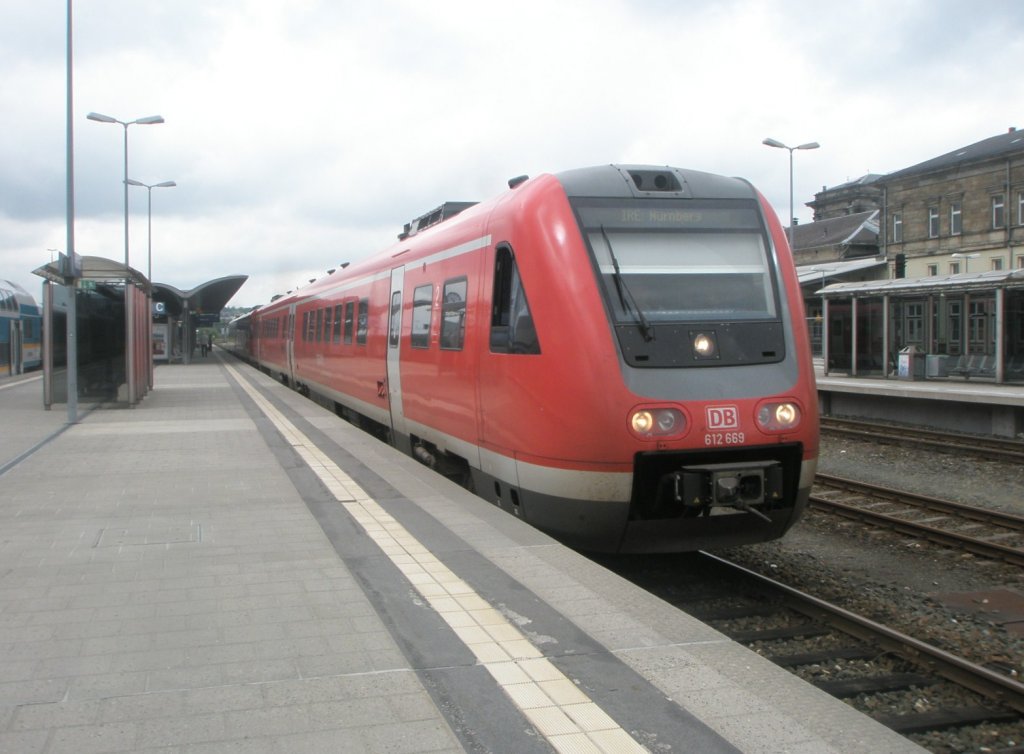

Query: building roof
[
  {"left": 886, "top": 128, "right": 1024, "bottom": 181},
  {"left": 791, "top": 210, "right": 879, "bottom": 252},
  {"left": 797, "top": 257, "right": 887, "bottom": 286}
]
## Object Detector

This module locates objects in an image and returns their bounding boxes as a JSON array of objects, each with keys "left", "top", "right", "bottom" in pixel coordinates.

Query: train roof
[
  {"left": 252, "top": 164, "right": 758, "bottom": 313},
  {"left": 555, "top": 164, "right": 756, "bottom": 201},
  {"left": 0, "top": 279, "right": 38, "bottom": 309}
]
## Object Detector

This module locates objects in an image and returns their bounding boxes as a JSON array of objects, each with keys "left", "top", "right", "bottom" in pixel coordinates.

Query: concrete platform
[
  {"left": 816, "top": 362, "right": 1024, "bottom": 438},
  {"left": 0, "top": 356, "right": 924, "bottom": 753}
]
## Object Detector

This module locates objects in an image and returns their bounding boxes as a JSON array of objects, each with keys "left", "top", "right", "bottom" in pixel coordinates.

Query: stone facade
[{"left": 879, "top": 129, "right": 1024, "bottom": 278}]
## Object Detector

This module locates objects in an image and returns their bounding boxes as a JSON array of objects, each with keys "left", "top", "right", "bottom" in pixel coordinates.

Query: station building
[{"left": 794, "top": 127, "right": 1024, "bottom": 383}]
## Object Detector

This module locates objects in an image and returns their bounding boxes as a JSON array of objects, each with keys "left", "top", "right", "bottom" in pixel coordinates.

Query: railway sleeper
[
  {"left": 813, "top": 671, "right": 935, "bottom": 698},
  {"left": 872, "top": 705, "right": 1020, "bottom": 734}
]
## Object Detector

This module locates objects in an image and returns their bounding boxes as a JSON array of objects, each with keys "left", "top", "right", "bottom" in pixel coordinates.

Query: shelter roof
[
  {"left": 817, "top": 268, "right": 1024, "bottom": 297},
  {"left": 33, "top": 255, "right": 149, "bottom": 289}
]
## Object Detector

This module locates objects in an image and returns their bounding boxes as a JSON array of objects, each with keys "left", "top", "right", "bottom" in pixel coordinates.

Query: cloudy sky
[{"left": 2, "top": 0, "right": 1022, "bottom": 307}]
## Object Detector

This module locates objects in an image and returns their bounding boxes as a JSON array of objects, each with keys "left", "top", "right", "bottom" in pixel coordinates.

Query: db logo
[{"left": 706, "top": 405, "right": 739, "bottom": 430}]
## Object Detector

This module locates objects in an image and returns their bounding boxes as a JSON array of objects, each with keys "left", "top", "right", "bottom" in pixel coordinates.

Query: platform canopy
[
  {"left": 816, "top": 267, "right": 1024, "bottom": 297},
  {"left": 152, "top": 275, "right": 248, "bottom": 318},
  {"left": 33, "top": 254, "right": 149, "bottom": 289}
]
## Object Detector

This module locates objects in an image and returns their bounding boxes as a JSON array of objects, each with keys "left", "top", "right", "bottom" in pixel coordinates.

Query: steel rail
[
  {"left": 820, "top": 416, "right": 1024, "bottom": 463},
  {"left": 815, "top": 473, "right": 1024, "bottom": 532},
  {"left": 699, "top": 551, "right": 1024, "bottom": 715}
]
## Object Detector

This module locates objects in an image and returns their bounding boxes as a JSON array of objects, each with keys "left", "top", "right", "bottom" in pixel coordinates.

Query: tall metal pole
[
  {"left": 122, "top": 123, "right": 134, "bottom": 405},
  {"left": 87, "top": 112, "right": 164, "bottom": 405},
  {"left": 126, "top": 179, "right": 174, "bottom": 390},
  {"left": 762, "top": 137, "right": 820, "bottom": 250},
  {"left": 65, "top": 0, "right": 78, "bottom": 423}
]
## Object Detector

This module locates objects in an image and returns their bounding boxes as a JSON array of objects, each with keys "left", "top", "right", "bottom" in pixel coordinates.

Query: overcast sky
[{"left": 1, "top": 0, "right": 1022, "bottom": 307}]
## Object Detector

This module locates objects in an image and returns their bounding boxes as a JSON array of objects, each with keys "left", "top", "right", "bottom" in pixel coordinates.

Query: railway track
[
  {"left": 606, "top": 552, "right": 1024, "bottom": 751},
  {"left": 811, "top": 473, "right": 1024, "bottom": 568},
  {"left": 821, "top": 416, "right": 1024, "bottom": 463}
]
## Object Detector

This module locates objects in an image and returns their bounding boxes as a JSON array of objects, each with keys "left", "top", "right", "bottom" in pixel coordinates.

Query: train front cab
[{"left": 500, "top": 166, "right": 818, "bottom": 553}]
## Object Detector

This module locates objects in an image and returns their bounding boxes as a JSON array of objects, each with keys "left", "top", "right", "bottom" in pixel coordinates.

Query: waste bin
[{"left": 897, "top": 345, "right": 924, "bottom": 380}]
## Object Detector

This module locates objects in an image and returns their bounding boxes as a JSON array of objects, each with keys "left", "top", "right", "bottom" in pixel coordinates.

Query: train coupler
[{"left": 660, "top": 460, "right": 784, "bottom": 520}]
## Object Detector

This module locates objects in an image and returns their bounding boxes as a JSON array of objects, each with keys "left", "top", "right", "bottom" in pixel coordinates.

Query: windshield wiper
[{"left": 601, "top": 225, "right": 654, "bottom": 342}]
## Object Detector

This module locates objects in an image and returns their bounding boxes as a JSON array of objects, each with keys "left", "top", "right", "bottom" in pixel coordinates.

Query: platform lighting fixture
[
  {"left": 126, "top": 178, "right": 175, "bottom": 390},
  {"left": 87, "top": 111, "right": 165, "bottom": 403},
  {"left": 762, "top": 137, "right": 820, "bottom": 249},
  {"left": 125, "top": 179, "right": 176, "bottom": 284},
  {"left": 951, "top": 252, "right": 980, "bottom": 273}
]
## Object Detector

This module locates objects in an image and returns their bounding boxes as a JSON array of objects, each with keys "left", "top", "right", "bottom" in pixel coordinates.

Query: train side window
[
  {"left": 357, "top": 298, "right": 368, "bottom": 345},
  {"left": 315, "top": 308, "right": 324, "bottom": 342},
  {"left": 302, "top": 312, "right": 309, "bottom": 342},
  {"left": 490, "top": 245, "right": 540, "bottom": 354},
  {"left": 411, "top": 284, "right": 433, "bottom": 349},
  {"left": 343, "top": 301, "right": 354, "bottom": 344},
  {"left": 388, "top": 292, "right": 401, "bottom": 348},
  {"left": 441, "top": 277, "right": 467, "bottom": 350},
  {"left": 333, "top": 304, "right": 342, "bottom": 344},
  {"left": 324, "top": 306, "right": 333, "bottom": 344}
]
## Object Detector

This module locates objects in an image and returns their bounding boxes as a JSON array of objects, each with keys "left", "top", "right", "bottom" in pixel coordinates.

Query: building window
[
  {"left": 927, "top": 263, "right": 938, "bottom": 276},
  {"left": 992, "top": 257, "right": 1004, "bottom": 271},
  {"left": 1018, "top": 256, "right": 1024, "bottom": 269},
  {"left": 993, "top": 194, "right": 1005, "bottom": 228},
  {"left": 892, "top": 212, "right": 903, "bottom": 243},
  {"left": 949, "top": 262, "right": 960, "bottom": 275},
  {"left": 1018, "top": 191, "right": 1024, "bottom": 225},
  {"left": 928, "top": 207, "right": 939, "bottom": 238},
  {"left": 950, "top": 202, "right": 962, "bottom": 235},
  {"left": 947, "top": 301, "right": 962, "bottom": 354},
  {"left": 904, "top": 302, "right": 923, "bottom": 344}
]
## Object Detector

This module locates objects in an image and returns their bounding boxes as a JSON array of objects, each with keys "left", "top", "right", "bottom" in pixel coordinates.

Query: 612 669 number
[{"left": 704, "top": 432, "right": 745, "bottom": 446}]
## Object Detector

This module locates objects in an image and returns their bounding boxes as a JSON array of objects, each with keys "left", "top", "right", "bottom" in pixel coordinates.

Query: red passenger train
[{"left": 238, "top": 164, "right": 819, "bottom": 553}]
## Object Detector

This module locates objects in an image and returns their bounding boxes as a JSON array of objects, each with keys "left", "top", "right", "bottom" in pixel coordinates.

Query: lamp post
[
  {"left": 762, "top": 137, "right": 820, "bottom": 250},
  {"left": 126, "top": 179, "right": 175, "bottom": 284},
  {"left": 951, "top": 252, "right": 980, "bottom": 274},
  {"left": 86, "top": 111, "right": 164, "bottom": 406},
  {"left": 127, "top": 179, "right": 175, "bottom": 389}
]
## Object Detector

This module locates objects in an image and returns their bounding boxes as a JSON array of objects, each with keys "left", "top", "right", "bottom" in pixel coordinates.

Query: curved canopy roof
[
  {"left": 33, "top": 255, "right": 247, "bottom": 318},
  {"left": 153, "top": 276, "right": 248, "bottom": 317}
]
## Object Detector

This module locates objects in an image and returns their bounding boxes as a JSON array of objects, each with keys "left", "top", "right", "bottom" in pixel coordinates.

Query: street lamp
[
  {"left": 86, "top": 112, "right": 165, "bottom": 271},
  {"left": 951, "top": 252, "right": 980, "bottom": 274},
  {"left": 126, "top": 179, "right": 176, "bottom": 284},
  {"left": 126, "top": 179, "right": 175, "bottom": 390},
  {"left": 87, "top": 111, "right": 165, "bottom": 405},
  {"left": 762, "top": 137, "right": 820, "bottom": 249}
]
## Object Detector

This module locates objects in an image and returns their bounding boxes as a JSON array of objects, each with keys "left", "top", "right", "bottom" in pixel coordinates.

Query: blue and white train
[{"left": 0, "top": 280, "right": 42, "bottom": 377}]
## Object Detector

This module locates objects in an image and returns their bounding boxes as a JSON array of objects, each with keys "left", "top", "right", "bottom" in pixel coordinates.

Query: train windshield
[{"left": 576, "top": 200, "right": 777, "bottom": 324}]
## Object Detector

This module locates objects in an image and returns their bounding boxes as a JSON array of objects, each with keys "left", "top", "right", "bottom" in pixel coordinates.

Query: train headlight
[
  {"left": 756, "top": 402, "right": 801, "bottom": 432},
  {"left": 629, "top": 407, "right": 686, "bottom": 439},
  {"left": 691, "top": 331, "right": 718, "bottom": 360}
]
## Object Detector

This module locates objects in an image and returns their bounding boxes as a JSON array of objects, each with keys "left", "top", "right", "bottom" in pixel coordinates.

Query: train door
[
  {"left": 286, "top": 304, "right": 297, "bottom": 383},
  {"left": 9, "top": 319, "right": 23, "bottom": 375},
  {"left": 386, "top": 267, "right": 410, "bottom": 451}
]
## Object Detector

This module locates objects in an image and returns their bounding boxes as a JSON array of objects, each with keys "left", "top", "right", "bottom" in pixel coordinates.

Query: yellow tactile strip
[{"left": 226, "top": 364, "right": 647, "bottom": 753}]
